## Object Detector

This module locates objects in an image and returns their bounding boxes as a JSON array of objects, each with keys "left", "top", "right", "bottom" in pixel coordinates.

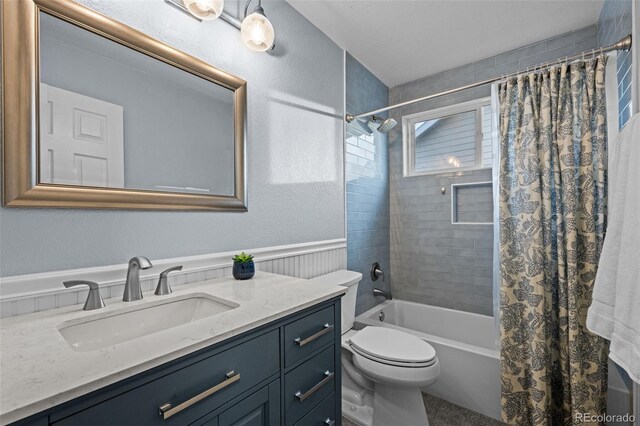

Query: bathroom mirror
[{"left": 2, "top": 0, "right": 247, "bottom": 211}]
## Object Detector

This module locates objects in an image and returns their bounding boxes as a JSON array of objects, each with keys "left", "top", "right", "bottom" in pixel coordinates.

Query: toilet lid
[{"left": 348, "top": 327, "right": 436, "bottom": 364}]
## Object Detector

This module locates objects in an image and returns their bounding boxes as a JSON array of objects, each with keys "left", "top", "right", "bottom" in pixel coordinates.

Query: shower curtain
[{"left": 498, "top": 56, "right": 610, "bottom": 425}]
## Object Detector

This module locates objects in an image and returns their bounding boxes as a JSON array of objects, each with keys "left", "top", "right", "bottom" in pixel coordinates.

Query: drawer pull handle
[
  {"left": 158, "top": 370, "right": 240, "bottom": 419},
  {"left": 294, "top": 370, "right": 334, "bottom": 402},
  {"left": 294, "top": 323, "right": 334, "bottom": 347},
  {"left": 325, "top": 418, "right": 335, "bottom": 425}
]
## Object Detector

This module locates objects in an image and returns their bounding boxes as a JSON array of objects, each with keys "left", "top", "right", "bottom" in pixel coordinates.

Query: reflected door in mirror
[{"left": 40, "top": 84, "right": 125, "bottom": 187}]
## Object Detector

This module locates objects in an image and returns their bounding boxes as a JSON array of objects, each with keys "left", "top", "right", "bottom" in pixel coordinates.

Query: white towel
[{"left": 587, "top": 113, "right": 640, "bottom": 384}]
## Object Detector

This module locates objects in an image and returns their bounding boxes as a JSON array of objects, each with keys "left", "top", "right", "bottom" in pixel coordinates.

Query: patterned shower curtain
[{"left": 498, "top": 56, "right": 610, "bottom": 425}]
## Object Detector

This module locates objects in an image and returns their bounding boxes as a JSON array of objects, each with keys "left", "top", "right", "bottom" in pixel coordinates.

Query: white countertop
[{"left": 0, "top": 272, "right": 346, "bottom": 424}]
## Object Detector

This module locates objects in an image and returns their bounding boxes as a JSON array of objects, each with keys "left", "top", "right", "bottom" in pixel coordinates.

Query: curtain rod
[{"left": 345, "top": 34, "right": 632, "bottom": 123}]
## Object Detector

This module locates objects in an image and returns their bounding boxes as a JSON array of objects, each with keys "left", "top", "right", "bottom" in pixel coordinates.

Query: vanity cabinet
[{"left": 13, "top": 298, "right": 342, "bottom": 426}]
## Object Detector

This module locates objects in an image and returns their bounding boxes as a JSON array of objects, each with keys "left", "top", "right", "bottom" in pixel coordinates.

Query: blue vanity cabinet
[
  {"left": 10, "top": 297, "right": 342, "bottom": 426},
  {"left": 51, "top": 330, "right": 280, "bottom": 426}
]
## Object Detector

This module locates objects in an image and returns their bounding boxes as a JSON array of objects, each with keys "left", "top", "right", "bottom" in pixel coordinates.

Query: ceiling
[{"left": 286, "top": 0, "right": 604, "bottom": 87}]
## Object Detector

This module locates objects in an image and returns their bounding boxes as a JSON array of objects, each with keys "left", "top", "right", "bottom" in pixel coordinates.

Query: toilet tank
[{"left": 309, "top": 270, "right": 362, "bottom": 334}]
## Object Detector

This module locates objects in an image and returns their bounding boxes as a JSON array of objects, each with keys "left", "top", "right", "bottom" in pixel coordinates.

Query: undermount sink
[{"left": 57, "top": 294, "right": 238, "bottom": 352}]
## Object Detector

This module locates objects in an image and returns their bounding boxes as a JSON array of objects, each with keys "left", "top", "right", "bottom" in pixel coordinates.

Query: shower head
[{"left": 369, "top": 115, "right": 397, "bottom": 134}]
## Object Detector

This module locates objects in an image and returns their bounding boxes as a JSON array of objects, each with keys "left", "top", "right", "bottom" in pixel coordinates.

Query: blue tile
[{"left": 346, "top": 53, "right": 390, "bottom": 315}]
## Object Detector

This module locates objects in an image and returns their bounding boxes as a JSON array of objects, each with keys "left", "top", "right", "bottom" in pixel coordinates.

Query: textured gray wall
[
  {"left": 345, "top": 53, "right": 390, "bottom": 315},
  {"left": 389, "top": 25, "right": 599, "bottom": 316},
  {"left": 0, "top": 0, "right": 345, "bottom": 276},
  {"left": 598, "top": 0, "right": 633, "bottom": 129}
]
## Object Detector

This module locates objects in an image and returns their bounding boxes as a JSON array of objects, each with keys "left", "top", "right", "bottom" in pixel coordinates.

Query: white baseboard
[{"left": 0, "top": 239, "right": 347, "bottom": 318}]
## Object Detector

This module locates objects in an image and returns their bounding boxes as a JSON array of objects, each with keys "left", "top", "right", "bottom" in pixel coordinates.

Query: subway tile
[
  {"left": 448, "top": 256, "right": 474, "bottom": 267},
  {"left": 453, "top": 57, "right": 496, "bottom": 79},
  {"left": 474, "top": 239, "right": 493, "bottom": 249},
  {"left": 454, "top": 303, "right": 493, "bottom": 316},
  {"left": 518, "top": 44, "right": 576, "bottom": 69},
  {"left": 427, "top": 238, "right": 475, "bottom": 248},
  {"left": 474, "top": 60, "right": 520, "bottom": 82},
  {"left": 450, "top": 268, "right": 475, "bottom": 284},
  {"left": 439, "top": 73, "right": 475, "bottom": 91},
  {"left": 446, "top": 291, "right": 476, "bottom": 305},
  {"left": 494, "top": 49, "right": 521, "bottom": 67},
  {"left": 430, "top": 69, "right": 455, "bottom": 85},
  {"left": 514, "top": 40, "right": 547, "bottom": 62},
  {"left": 546, "top": 25, "right": 597, "bottom": 51},
  {"left": 454, "top": 248, "right": 493, "bottom": 259},
  {"left": 474, "top": 295, "right": 494, "bottom": 308},
  {"left": 575, "top": 35, "right": 598, "bottom": 52},
  {"left": 473, "top": 285, "right": 493, "bottom": 297},
  {"left": 475, "top": 275, "right": 493, "bottom": 287}
]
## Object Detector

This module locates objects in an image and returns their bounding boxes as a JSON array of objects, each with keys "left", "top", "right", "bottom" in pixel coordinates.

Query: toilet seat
[{"left": 348, "top": 327, "right": 437, "bottom": 367}]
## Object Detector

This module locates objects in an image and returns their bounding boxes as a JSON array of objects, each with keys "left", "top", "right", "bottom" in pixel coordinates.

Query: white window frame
[{"left": 402, "top": 97, "right": 492, "bottom": 177}]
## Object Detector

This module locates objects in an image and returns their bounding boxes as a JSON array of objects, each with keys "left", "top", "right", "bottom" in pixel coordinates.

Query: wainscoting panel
[{"left": 0, "top": 239, "right": 347, "bottom": 318}]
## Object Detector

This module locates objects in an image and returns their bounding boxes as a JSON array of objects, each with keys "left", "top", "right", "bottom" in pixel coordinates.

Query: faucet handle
[
  {"left": 63, "top": 280, "right": 106, "bottom": 311},
  {"left": 371, "top": 262, "right": 385, "bottom": 281},
  {"left": 155, "top": 265, "right": 183, "bottom": 296}
]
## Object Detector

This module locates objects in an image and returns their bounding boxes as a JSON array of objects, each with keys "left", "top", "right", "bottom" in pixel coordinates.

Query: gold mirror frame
[{"left": 1, "top": 0, "right": 247, "bottom": 211}]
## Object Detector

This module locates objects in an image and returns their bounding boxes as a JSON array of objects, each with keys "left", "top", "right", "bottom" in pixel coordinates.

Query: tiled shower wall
[
  {"left": 598, "top": 0, "right": 633, "bottom": 129},
  {"left": 388, "top": 26, "right": 599, "bottom": 316},
  {"left": 345, "top": 53, "right": 391, "bottom": 315}
]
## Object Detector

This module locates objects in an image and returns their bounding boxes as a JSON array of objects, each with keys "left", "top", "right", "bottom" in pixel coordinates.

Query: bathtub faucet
[{"left": 373, "top": 288, "right": 392, "bottom": 300}]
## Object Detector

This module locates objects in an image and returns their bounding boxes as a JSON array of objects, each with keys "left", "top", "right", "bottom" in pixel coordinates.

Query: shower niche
[{"left": 451, "top": 181, "right": 493, "bottom": 225}]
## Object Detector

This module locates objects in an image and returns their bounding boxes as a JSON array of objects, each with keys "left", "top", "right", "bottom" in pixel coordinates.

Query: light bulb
[
  {"left": 241, "top": 7, "right": 275, "bottom": 52},
  {"left": 183, "top": 0, "right": 224, "bottom": 21}
]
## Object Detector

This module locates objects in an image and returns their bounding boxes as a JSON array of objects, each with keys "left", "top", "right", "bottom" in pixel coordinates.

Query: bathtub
[
  {"left": 355, "top": 299, "right": 501, "bottom": 420},
  {"left": 355, "top": 299, "right": 633, "bottom": 422}
]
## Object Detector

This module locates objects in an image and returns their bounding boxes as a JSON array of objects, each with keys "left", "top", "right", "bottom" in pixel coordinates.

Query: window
[{"left": 402, "top": 98, "right": 494, "bottom": 176}]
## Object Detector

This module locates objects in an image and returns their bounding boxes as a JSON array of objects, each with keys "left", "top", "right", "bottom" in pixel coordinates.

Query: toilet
[{"left": 310, "top": 270, "right": 440, "bottom": 426}]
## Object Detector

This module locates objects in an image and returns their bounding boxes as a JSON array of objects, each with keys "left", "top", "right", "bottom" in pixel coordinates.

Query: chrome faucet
[
  {"left": 373, "top": 288, "right": 392, "bottom": 300},
  {"left": 123, "top": 256, "right": 153, "bottom": 302}
]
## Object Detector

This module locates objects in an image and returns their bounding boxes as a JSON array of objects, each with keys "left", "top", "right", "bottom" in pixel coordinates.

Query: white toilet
[{"left": 310, "top": 270, "right": 440, "bottom": 426}]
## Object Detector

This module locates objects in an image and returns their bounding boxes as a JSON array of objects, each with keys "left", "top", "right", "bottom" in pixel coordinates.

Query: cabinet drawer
[
  {"left": 294, "top": 393, "right": 336, "bottom": 426},
  {"left": 284, "top": 305, "right": 335, "bottom": 368},
  {"left": 53, "top": 330, "right": 279, "bottom": 426},
  {"left": 284, "top": 346, "right": 335, "bottom": 426}
]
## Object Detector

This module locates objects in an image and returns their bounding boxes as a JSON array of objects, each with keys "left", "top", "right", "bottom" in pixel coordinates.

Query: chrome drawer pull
[
  {"left": 158, "top": 371, "right": 240, "bottom": 419},
  {"left": 294, "top": 370, "right": 334, "bottom": 402},
  {"left": 294, "top": 323, "right": 334, "bottom": 347},
  {"left": 325, "top": 418, "right": 335, "bottom": 425}
]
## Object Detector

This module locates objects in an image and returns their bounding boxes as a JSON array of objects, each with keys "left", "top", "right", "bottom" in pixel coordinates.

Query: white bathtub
[{"left": 355, "top": 299, "right": 633, "bottom": 423}]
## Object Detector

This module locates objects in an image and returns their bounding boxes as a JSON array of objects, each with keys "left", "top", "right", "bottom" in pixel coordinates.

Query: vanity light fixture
[
  {"left": 240, "top": 0, "right": 275, "bottom": 52},
  {"left": 166, "top": 0, "right": 276, "bottom": 53},
  {"left": 183, "top": 0, "right": 224, "bottom": 20}
]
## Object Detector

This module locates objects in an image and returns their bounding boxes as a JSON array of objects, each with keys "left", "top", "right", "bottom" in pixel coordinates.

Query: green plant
[{"left": 232, "top": 252, "right": 254, "bottom": 263}]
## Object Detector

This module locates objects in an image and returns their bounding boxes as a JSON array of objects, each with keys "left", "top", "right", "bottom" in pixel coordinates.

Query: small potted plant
[{"left": 232, "top": 252, "right": 255, "bottom": 280}]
